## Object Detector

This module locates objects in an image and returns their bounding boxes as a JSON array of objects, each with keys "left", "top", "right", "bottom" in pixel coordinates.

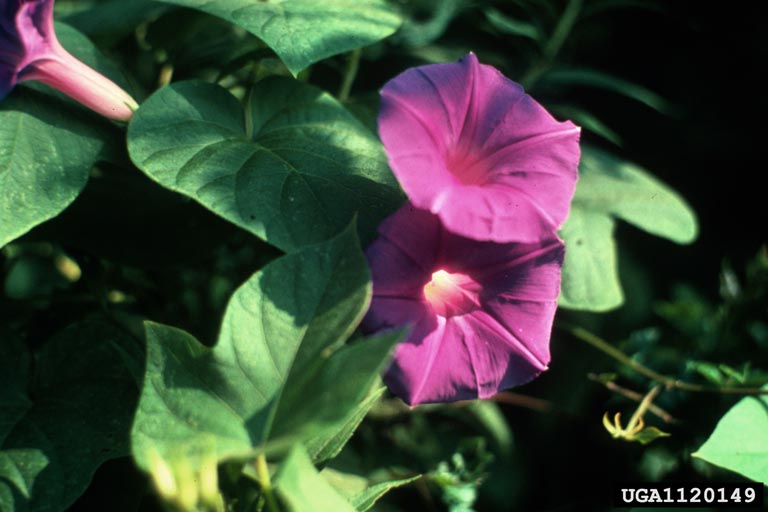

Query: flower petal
[
  {"left": 375, "top": 203, "right": 442, "bottom": 272},
  {"left": 386, "top": 309, "right": 551, "bottom": 405},
  {"left": 456, "top": 311, "right": 550, "bottom": 395},
  {"left": 15, "top": 0, "right": 55, "bottom": 56},
  {"left": 364, "top": 292, "right": 431, "bottom": 329},
  {"left": 366, "top": 204, "right": 564, "bottom": 404},
  {"left": 384, "top": 315, "right": 474, "bottom": 405},
  {"left": 379, "top": 53, "right": 580, "bottom": 242}
]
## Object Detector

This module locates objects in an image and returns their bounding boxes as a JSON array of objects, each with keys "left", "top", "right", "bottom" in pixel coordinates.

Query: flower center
[
  {"left": 423, "top": 269, "right": 479, "bottom": 317},
  {"left": 446, "top": 149, "right": 490, "bottom": 186}
]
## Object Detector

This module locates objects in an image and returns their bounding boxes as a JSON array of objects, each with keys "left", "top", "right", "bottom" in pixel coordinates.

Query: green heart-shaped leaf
[
  {"left": 276, "top": 445, "right": 356, "bottom": 512},
  {"left": 693, "top": 388, "right": 768, "bottom": 484},
  {"left": 131, "top": 224, "right": 401, "bottom": 482},
  {"left": 127, "top": 79, "right": 402, "bottom": 252},
  {"left": 559, "top": 147, "right": 698, "bottom": 311},
  {"left": 153, "top": 0, "right": 401, "bottom": 75}
]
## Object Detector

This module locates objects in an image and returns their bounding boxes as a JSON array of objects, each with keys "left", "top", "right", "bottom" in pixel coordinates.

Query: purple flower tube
[{"left": 1, "top": 0, "right": 138, "bottom": 120}]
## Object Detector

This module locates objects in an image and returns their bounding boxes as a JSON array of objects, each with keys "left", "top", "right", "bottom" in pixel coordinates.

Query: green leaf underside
[
  {"left": 0, "top": 320, "right": 140, "bottom": 512},
  {"left": 130, "top": 225, "right": 401, "bottom": 473},
  {"left": 633, "top": 426, "right": 670, "bottom": 445},
  {"left": 322, "top": 467, "right": 419, "bottom": 512},
  {"left": 693, "top": 388, "right": 768, "bottom": 484},
  {"left": 349, "top": 476, "right": 421, "bottom": 511},
  {"left": 153, "top": 0, "right": 401, "bottom": 75},
  {"left": 304, "top": 387, "right": 386, "bottom": 464},
  {"left": 276, "top": 445, "right": 356, "bottom": 512},
  {"left": 127, "top": 79, "right": 402, "bottom": 252},
  {"left": 559, "top": 146, "right": 698, "bottom": 311},
  {"left": 0, "top": 23, "right": 122, "bottom": 249}
]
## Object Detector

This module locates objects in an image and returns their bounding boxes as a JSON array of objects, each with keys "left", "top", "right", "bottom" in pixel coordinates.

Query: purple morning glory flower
[
  {"left": 378, "top": 53, "right": 580, "bottom": 243},
  {"left": 1, "top": 0, "right": 137, "bottom": 120},
  {"left": 363, "top": 203, "right": 565, "bottom": 405}
]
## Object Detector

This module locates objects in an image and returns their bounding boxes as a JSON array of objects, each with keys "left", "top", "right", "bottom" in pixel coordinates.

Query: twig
[
  {"left": 588, "top": 373, "right": 678, "bottom": 424},
  {"left": 563, "top": 324, "right": 768, "bottom": 395}
]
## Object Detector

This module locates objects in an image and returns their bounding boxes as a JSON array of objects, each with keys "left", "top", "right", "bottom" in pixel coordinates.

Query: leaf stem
[
  {"left": 563, "top": 324, "right": 768, "bottom": 395},
  {"left": 338, "top": 48, "right": 361, "bottom": 102},
  {"left": 256, "top": 454, "right": 280, "bottom": 512}
]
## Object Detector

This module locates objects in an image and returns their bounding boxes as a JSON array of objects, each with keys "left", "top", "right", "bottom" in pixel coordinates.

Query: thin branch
[
  {"left": 562, "top": 324, "right": 768, "bottom": 395},
  {"left": 588, "top": 374, "right": 678, "bottom": 424}
]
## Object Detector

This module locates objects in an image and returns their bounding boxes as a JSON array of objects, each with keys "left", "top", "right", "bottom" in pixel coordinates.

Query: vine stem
[
  {"left": 256, "top": 454, "right": 280, "bottom": 512},
  {"left": 562, "top": 324, "right": 768, "bottom": 395},
  {"left": 491, "top": 391, "right": 554, "bottom": 413},
  {"left": 520, "top": 0, "right": 583, "bottom": 89},
  {"left": 338, "top": 48, "right": 361, "bottom": 102}
]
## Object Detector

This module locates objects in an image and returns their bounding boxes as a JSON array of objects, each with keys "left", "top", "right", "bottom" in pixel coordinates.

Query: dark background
[{"left": 566, "top": 1, "right": 766, "bottom": 288}]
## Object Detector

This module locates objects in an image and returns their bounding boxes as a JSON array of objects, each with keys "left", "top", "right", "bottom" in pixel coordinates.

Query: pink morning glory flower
[
  {"left": 378, "top": 53, "right": 580, "bottom": 243},
  {"left": 363, "top": 203, "right": 565, "bottom": 405},
  {"left": 1, "top": 0, "right": 138, "bottom": 120}
]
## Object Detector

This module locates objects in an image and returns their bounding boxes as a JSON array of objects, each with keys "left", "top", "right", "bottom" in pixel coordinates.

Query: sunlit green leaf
[
  {"left": 693, "top": 388, "right": 768, "bottom": 483},
  {"left": 559, "top": 147, "right": 698, "bottom": 311},
  {"left": 0, "top": 320, "right": 140, "bottom": 512},
  {"left": 349, "top": 476, "right": 421, "bottom": 511},
  {"left": 322, "top": 467, "right": 419, "bottom": 511},
  {"left": 276, "top": 445, "right": 356, "bottom": 512},
  {"left": 305, "top": 387, "right": 387, "bottom": 464},
  {"left": 152, "top": 0, "right": 401, "bottom": 75},
  {"left": 127, "top": 79, "right": 401, "bottom": 252},
  {"left": 130, "top": 225, "right": 400, "bottom": 478}
]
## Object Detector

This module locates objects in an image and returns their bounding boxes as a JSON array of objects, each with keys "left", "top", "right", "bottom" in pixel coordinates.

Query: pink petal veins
[
  {"left": 379, "top": 53, "right": 580, "bottom": 242},
  {"left": 364, "top": 204, "right": 564, "bottom": 405}
]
